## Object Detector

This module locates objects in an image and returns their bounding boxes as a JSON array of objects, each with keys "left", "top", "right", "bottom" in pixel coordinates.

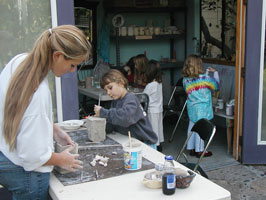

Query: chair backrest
[
  {"left": 176, "top": 118, "right": 216, "bottom": 174},
  {"left": 134, "top": 92, "right": 149, "bottom": 113},
  {"left": 175, "top": 77, "right": 184, "bottom": 87},
  {"left": 191, "top": 118, "right": 215, "bottom": 141}
]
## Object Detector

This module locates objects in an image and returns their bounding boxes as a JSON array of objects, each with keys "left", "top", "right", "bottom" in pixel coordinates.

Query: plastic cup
[{"left": 123, "top": 140, "right": 142, "bottom": 170}]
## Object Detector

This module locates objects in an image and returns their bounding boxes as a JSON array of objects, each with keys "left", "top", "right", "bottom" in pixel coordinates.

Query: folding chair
[
  {"left": 134, "top": 92, "right": 149, "bottom": 113},
  {"left": 175, "top": 118, "right": 216, "bottom": 179},
  {"left": 163, "top": 78, "right": 188, "bottom": 142}
]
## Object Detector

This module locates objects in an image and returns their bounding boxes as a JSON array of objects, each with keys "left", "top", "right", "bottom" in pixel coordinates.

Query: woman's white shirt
[{"left": 0, "top": 54, "right": 54, "bottom": 173}]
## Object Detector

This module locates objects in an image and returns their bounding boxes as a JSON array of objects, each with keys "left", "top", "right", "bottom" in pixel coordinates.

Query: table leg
[{"left": 226, "top": 119, "right": 233, "bottom": 154}]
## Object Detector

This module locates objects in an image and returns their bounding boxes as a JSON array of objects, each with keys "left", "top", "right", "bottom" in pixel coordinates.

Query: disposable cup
[{"left": 123, "top": 140, "right": 142, "bottom": 170}]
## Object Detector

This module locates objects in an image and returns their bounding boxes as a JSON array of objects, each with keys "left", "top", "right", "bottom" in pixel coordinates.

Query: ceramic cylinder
[
  {"left": 121, "top": 26, "right": 127, "bottom": 36},
  {"left": 128, "top": 27, "right": 134, "bottom": 36},
  {"left": 134, "top": 27, "right": 139, "bottom": 36}
]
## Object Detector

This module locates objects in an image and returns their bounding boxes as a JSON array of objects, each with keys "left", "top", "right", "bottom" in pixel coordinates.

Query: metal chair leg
[
  {"left": 163, "top": 87, "right": 177, "bottom": 119},
  {"left": 169, "top": 100, "right": 187, "bottom": 142}
]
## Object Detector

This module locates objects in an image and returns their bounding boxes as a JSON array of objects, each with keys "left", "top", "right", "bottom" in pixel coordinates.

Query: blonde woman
[{"left": 0, "top": 25, "right": 91, "bottom": 199}]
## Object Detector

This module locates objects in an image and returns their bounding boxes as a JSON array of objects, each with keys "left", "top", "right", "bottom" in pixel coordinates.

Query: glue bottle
[{"left": 162, "top": 155, "right": 176, "bottom": 195}]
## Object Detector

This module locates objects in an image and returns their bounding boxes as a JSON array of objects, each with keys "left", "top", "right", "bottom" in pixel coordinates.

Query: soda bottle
[{"left": 162, "top": 155, "right": 176, "bottom": 195}]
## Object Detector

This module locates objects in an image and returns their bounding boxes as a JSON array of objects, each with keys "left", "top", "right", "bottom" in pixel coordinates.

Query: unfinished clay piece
[
  {"left": 54, "top": 142, "right": 78, "bottom": 174},
  {"left": 90, "top": 154, "right": 109, "bottom": 167},
  {"left": 86, "top": 117, "right": 106, "bottom": 142}
]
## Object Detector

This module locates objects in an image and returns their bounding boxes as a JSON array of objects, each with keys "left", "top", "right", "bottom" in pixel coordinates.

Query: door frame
[
  {"left": 233, "top": 0, "right": 246, "bottom": 161},
  {"left": 241, "top": 0, "right": 266, "bottom": 164}
]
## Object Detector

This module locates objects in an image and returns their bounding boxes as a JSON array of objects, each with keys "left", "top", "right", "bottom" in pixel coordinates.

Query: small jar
[
  {"left": 226, "top": 104, "right": 233, "bottom": 116},
  {"left": 217, "top": 99, "right": 224, "bottom": 110}
]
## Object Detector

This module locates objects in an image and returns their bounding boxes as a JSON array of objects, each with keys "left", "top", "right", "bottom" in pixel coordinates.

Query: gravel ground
[{"left": 207, "top": 164, "right": 266, "bottom": 200}]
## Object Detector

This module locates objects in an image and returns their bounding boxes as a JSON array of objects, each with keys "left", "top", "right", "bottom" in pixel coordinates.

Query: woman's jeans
[{"left": 0, "top": 151, "right": 50, "bottom": 200}]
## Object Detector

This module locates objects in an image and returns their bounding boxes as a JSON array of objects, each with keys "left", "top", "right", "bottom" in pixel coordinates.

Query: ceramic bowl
[
  {"left": 175, "top": 170, "right": 196, "bottom": 189},
  {"left": 142, "top": 171, "right": 162, "bottom": 189},
  {"left": 60, "top": 120, "right": 83, "bottom": 130}
]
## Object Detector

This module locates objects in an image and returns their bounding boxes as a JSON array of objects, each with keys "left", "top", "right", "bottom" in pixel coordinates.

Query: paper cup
[{"left": 123, "top": 140, "right": 142, "bottom": 170}]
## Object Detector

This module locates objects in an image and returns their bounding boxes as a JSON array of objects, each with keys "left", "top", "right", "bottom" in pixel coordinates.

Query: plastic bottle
[{"left": 162, "top": 155, "right": 176, "bottom": 195}]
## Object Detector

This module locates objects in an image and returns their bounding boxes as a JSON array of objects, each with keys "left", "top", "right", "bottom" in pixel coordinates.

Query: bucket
[{"left": 123, "top": 140, "right": 142, "bottom": 170}]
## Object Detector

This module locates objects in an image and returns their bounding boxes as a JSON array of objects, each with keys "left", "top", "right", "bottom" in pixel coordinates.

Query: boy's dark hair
[
  {"left": 145, "top": 60, "right": 162, "bottom": 83},
  {"left": 121, "top": 56, "right": 135, "bottom": 78},
  {"left": 126, "top": 56, "right": 135, "bottom": 74}
]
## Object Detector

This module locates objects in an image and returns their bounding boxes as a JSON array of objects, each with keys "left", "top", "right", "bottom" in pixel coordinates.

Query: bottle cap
[{"left": 165, "top": 155, "right": 174, "bottom": 160}]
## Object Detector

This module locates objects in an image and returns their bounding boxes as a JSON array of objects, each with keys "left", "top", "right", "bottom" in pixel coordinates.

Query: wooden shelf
[
  {"left": 104, "top": 7, "right": 186, "bottom": 14},
  {"left": 202, "top": 58, "right": 235, "bottom": 66},
  {"left": 76, "top": 25, "right": 89, "bottom": 29},
  {"left": 110, "top": 34, "right": 185, "bottom": 40}
]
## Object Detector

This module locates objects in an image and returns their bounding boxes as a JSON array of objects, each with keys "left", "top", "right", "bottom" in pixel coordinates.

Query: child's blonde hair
[
  {"left": 100, "top": 69, "right": 128, "bottom": 89},
  {"left": 182, "top": 54, "right": 204, "bottom": 78}
]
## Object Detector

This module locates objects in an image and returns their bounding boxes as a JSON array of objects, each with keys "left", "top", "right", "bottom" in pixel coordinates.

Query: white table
[
  {"left": 78, "top": 87, "right": 112, "bottom": 102},
  {"left": 49, "top": 133, "right": 231, "bottom": 200}
]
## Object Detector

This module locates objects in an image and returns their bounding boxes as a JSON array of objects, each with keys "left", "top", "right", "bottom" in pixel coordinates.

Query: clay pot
[
  {"left": 128, "top": 27, "right": 134, "bottom": 36},
  {"left": 121, "top": 26, "right": 127, "bottom": 36},
  {"left": 154, "top": 27, "right": 160, "bottom": 35},
  {"left": 134, "top": 27, "right": 139, "bottom": 36}
]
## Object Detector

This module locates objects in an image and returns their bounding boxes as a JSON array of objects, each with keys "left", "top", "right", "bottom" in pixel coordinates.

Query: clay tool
[
  {"left": 95, "top": 169, "right": 99, "bottom": 180},
  {"left": 98, "top": 93, "right": 101, "bottom": 106},
  {"left": 80, "top": 169, "right": 84, "bottom": 181},
  {"left": 128, "top": 131, "right": 132, "bottom": 148}
]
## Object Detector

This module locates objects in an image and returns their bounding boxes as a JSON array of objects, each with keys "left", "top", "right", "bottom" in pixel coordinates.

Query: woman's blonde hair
[
  {"left": 4, "top": 25, "right": 91, "bottom": 151},
  {"left": 182, "top": 54, "right": 204, "bottom": 78},
  {"left": 100, "top": 69, "right": 128, "bottom": 89}
]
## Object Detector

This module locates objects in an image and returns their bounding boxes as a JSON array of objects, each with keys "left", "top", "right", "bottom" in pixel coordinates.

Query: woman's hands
[
  {"left": 45, "top": 124, "right": 83, "bottom": 171},
  {"left": 53, "top": 124, "right": 74, "bottom": 146},
  {"left": 57, "top": 146, "right": 83, "bottom": 171},
  {"left": 94, "top": 105, "right": 102, "bottom": 117}
]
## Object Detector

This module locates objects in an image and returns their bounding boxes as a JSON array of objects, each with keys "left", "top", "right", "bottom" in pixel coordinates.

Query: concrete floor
[
  {"left": 161, "top": 115, "right": 238, "bottom": 171},
  {"left": 162, "top": 115, "right": 266, "bottom": 200}
]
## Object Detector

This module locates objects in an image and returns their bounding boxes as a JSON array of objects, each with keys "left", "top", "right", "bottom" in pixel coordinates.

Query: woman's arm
[{"left": 44, "top": 124, "right": 82, "bottom": 171}]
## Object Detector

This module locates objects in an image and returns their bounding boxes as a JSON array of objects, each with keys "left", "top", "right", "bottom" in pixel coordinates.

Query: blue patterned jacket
[{"left": 183, "top": 73, "right": 219, "bottom": 123}]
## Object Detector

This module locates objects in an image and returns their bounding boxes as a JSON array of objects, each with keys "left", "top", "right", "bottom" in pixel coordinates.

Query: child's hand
[
  {"left": 124, "top": 66, "right": 131, "bottom": 75},
  {"left": 207, "top": 67, "right": 217, "bottom": 72},
  {"left": 94, "top": 105, "right": 102, "bottom": 117}
]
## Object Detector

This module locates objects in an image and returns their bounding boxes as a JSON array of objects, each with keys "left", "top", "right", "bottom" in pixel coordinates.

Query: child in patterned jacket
[{"left": 182, "top": 54, "right": 219, "bottom": 158}]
